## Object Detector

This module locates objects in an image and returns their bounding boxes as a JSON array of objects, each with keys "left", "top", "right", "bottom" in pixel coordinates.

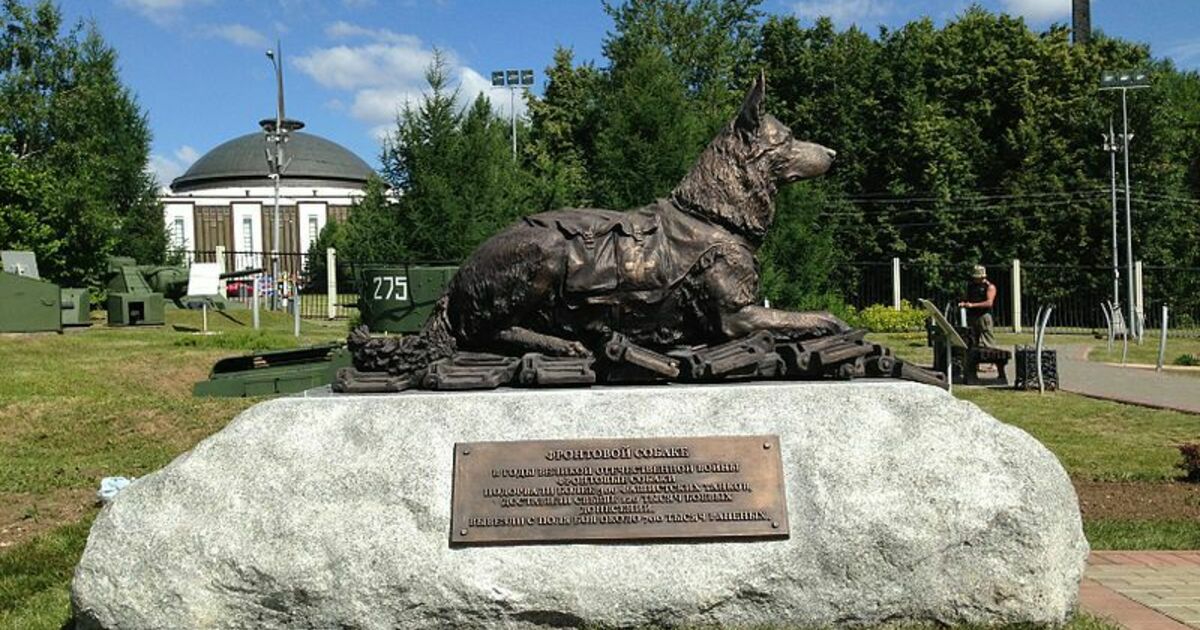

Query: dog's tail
[{"left": 347, "top": 295, "right": 456, "bottom": 379}]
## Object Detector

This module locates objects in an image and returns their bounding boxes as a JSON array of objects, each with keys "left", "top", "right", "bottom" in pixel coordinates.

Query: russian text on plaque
[{"left": 450, "top": 435, "right": 789, "bottom": 544}]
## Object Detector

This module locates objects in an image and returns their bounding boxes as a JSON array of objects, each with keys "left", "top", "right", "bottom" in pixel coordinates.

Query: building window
[
  {"left": 308, "top": 216, "right": 319, "bottom": 247},
  {"left": 172, "top": 217, "right": 186, "bottom": 250},
  {"left": 242, "top": 217, "right": 254, "bottom": 252}
]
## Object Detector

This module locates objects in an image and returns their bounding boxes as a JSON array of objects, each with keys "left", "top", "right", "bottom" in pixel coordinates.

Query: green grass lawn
[
  {"left": 0, "top": 316, "right": 1194, "bottom": 627},
  {"left": 1088, "top": 334, "right": 1200, "bottom": 376},
  {"left": 0, "top": 308, "right": 346, "bottom": 627},
  {"left": 954, "top": 388, "right": 1198, "bottom": 482}
]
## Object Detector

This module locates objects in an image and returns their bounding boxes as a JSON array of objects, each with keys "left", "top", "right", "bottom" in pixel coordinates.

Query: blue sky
[{"left": 59, "top": 0, "right": 1200, "bottom": 186}]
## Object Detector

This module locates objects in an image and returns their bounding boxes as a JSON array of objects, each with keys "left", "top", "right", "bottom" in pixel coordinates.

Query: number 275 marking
[{"left": 372, "top": 276, "right": 408, "bottom": 301}]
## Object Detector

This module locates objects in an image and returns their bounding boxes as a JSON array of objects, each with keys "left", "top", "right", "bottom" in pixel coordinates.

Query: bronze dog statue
[{"left": 339, "top": 73, "right": 939, "bottom": 391}]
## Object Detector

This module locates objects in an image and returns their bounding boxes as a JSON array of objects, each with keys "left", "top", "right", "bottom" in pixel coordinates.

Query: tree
[
  {"left": 0, "top": 0, "right": 162, "bottom": 285},
  {"left": 338, "top": 175, "right": 404, "bottom": 264},
  {"left": 603, "top": 0, "right": 762, "bottom": 132},
  {"left": 592, "top": 48, "right": 704, "bottom": 209},
  {"left": 524, "top": 47, "right": 603, "bottom": 210},
  {"left": 371, "top": 50, "right": 532, "bottom": 262}
]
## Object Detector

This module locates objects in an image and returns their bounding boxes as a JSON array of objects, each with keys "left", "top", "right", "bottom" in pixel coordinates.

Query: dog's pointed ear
[{"left": 736, "top": 70, "right": 766, "bottom": 134}]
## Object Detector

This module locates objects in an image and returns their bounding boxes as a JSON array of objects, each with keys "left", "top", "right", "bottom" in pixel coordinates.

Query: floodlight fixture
[
  {"left": 1099, "top": 70, "right": 1150, "bottom": 90},
  {"left": 1098, "top": 69, "right": 1151, "bottom": 341},
  {"left": 491, "top": 68, "right": 538, "bottom": 158}
]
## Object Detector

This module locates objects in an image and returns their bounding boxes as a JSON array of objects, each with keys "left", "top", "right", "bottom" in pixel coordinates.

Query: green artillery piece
[{"left": 104, "top": 257, "right": 262, "bottom": 326}]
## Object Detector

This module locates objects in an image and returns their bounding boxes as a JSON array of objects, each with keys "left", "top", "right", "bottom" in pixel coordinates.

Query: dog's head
[
  {"left": 735, "top": 73, "right": 836, "bottom": 184},
  {"left": 672, "top": 72, "right": 836, "bottom": 243}
]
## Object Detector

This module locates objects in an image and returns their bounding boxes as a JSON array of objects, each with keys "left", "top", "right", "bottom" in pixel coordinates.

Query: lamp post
[
  {"left": 263, "top": 41, "right": 292, "bottom": 310},
  {"left": 1100, "top": 70, "right": 1150, "bottom": 341},
  {"left": 1101, "top": 118, "right": 1120, "bottom": 315},
  {"left": 490, "top": 68, "right": 535, "bottom": 159}
]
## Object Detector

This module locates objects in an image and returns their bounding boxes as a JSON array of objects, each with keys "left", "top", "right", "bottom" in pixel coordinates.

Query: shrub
[
  {"left": 1178, "top": 443, "right": 1200, "bottom": 482},
  {"left": 849, "top": 300, "right": 929, "bottom": 333},
  {"left": 1173, "top": 353, "right": 1200, "bottom": 366}
]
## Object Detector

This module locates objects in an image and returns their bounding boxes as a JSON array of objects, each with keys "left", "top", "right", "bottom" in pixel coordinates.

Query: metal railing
[
  {"left": 173, "top": 249, "right": 1200, "bottom": 337},
  {"left": 835, "top": 259, "right": 1200, "bottom": 336}
]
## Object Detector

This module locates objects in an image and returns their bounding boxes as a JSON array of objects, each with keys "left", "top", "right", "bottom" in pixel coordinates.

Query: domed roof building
[
  {"left": 161, "top": 119, "right": 374, "bottom": 270},
  {"left": 171, "top": 127, "right": 373, "bottom": 193}
]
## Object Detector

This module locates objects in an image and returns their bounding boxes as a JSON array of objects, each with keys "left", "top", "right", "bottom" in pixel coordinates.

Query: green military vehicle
[
  {"left": 193, "top": 263, "right": 458, "bottom": 397},
  {"left": 104, "top": 257, "right": 168, "bottom": 326},
  {"left": 1, "top": 250, "right": 91, "bottom": 332},
  {"left": 103, "top": 257, "right": 262, "bottom": 326},
  {"left": 357, "top": 264, "right": 457, "bottom": 333}
]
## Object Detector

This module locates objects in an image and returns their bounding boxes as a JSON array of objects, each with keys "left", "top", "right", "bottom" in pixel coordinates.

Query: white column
[
  {"left": 214, "top": 245, "right": 227, "bottom": 296},
  {"left": 326, "top": 247, "right": 338, "bottom": 320},
  {"left": 1011, "top": 259, "right": 1022, "bottom": 333},
  {"left": 892, "top": 257, "right": 901, "bottom": 310},
  {"left": 1135, "top": 260, "right": 1144, "bottom": 341}
]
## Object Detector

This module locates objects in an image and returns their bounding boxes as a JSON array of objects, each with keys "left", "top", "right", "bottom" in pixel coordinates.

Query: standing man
[{"left": 959, "top": 265, "right": 996, "bottom": 349}]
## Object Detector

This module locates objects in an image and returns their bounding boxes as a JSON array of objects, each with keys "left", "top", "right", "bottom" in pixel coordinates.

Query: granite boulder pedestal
[{"left": 72, "top": 381, "right": 1088, "bottom": 629}]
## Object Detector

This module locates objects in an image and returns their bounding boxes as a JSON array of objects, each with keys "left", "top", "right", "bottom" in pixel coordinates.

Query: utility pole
[
  {"left": 1100, "top": 70, "right": 1150, "bottom": 341},
  {"left": 491, "top": 68, "right": 535, "bottom": 159},
  {"left": 1102, "top": 118, "right": 1120, "bottom": 314}
]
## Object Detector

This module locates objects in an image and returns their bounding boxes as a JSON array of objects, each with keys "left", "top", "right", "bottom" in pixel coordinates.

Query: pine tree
[{"left": 592, "top": 48, "right": 703, "bottom": 209}]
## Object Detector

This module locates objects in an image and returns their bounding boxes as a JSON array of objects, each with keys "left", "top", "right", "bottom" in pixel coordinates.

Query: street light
[
  {"left": 1099, "top": 69, "right": 1150, "bottom": 341},
  {"left": 262, "top": 41, "right": 296, "bottom": 310},
  {"left": 491, "top": 68, "right": 535, "bottom": 159},
  {"left": 1101, "top": 118, "right": 1120, "bottom": 316}
]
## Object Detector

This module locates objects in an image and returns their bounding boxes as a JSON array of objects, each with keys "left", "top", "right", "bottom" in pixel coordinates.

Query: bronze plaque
[{"left": 450, "top": 435, "right": 789, "bottom": 544}]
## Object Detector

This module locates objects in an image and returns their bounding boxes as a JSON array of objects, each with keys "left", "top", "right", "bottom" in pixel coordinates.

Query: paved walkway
[
  {"left": 1010, "top": 344, "right": 1200, "bottom": 415},
  {"left": 1082, "top": 551, "right": 1200, "bottom": 629}
]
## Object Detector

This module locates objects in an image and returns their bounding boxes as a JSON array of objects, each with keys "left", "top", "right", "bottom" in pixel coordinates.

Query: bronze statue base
[{"left": 333, "top": 329, "right": 945, "bottom": 393}]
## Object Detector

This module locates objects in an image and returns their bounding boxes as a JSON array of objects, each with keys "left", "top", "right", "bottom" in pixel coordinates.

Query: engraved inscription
[{"left": 450, "top": 435, "right": 788, "bottom": 544}]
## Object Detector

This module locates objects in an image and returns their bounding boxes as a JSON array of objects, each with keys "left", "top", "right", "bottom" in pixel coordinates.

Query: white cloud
[
  {"left": 999, "top": 0, "right": 1071, "bottom": 23},
  {"left": 1166, "top": 40, "right": 1200, "bottom": 64},
  {"left": 148, "top": 144, "right": 200, "bottom": 187},
  {"left": 174, "top": 145, "right": 200, "bottom": 164},
  {"left": 792, "top": 0, "right": 892, "bottom": 26},
  {"left": 294, "top": 22, "right": 526, "bottom": 140},
  {"left": 294, "top": 43, "right": 436, "bottom": 90},
  {"left": 116, "top": 0, "right": 211, "bottom": 26},
  {"left": 325, "top": 20, "right": 423, "bottom": 46},
  {"left": 204, "top": 23, "right": 270, "bottom": 49}
]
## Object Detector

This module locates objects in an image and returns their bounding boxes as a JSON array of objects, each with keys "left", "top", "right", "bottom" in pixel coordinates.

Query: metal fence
[
  {"left": 181, "top": 249, "right": 360, "bottom": 321},
  {"left": 174, "top": 249, "right": 1200, "bottom": 336},
  {"left": 178, "top": 250, "right": 462, "bottom": 323},
  {"left": 836, "top": 259, "right": 1200, "bottom": 336}
]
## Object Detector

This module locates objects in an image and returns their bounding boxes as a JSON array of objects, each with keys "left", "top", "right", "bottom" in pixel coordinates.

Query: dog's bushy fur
[{"left": 350, "top": 73, "right": 843, "bottom": 379}]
